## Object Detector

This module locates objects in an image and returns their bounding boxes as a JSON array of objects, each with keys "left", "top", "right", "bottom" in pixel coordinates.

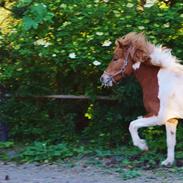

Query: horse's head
[{"left": 100, "top": 32, "right": 150, "bottom": 87}]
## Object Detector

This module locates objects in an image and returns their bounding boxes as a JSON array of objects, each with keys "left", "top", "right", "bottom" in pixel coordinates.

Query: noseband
[{"left": 104, "top": 50, "right": 130, "bottom": 84}]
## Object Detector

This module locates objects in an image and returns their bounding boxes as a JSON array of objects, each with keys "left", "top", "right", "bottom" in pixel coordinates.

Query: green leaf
[{"left": 22, "top": 16, "right": 38, "bottom": 30}]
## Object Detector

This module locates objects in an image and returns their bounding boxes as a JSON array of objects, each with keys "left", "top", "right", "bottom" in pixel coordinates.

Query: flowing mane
[
  {"left": 116, "top": 32, "right": 182, "bottom": 70},
  {"left": 150, "top": 45, "right": 182, "bottom": 69}
]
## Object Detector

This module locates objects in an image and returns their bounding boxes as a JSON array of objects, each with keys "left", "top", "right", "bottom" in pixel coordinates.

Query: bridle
[{"left": 103, "top": 49, "right": 131, "bottom": 84}]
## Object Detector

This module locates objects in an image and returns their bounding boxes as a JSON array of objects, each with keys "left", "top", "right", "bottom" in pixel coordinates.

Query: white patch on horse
[
  {"left": 132, "top": 62, "right": 141, "bottom": 70},
  {"left": 157, "top": 69, "right": 183, "bottom": 121}
]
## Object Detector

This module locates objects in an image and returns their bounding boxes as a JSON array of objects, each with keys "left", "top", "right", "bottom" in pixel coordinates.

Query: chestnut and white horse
[{"left": 100, "top": 32, "right": 183, "bottom": 166}]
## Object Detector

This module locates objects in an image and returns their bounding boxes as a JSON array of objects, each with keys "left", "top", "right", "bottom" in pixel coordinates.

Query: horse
[{"left": 100, "top": 32, "right": 183, "bottom": 166}]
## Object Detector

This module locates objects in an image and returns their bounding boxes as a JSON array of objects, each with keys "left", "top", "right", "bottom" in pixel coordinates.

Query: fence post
[
  {"left": 0, "top": 122, "right": 8, "bottom": 141},
  {"left": 0, "top": 85, "right": 8, "bottom": 141}
]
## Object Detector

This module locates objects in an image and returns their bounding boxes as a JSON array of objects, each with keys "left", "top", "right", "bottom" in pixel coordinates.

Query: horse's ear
[
  {"left": 115, "top": 40, "right": 123, "bottom": 48},
  {"left": 115, "top": 39, "right": 131, "bottom": 50}
]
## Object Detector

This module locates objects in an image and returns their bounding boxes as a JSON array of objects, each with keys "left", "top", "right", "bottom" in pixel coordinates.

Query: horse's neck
[
  {"left": 134, "top": 64, "right": 160, "bottom": 88},
  {"left": 133, "top": 63, "right": 160, "bottom": 116}
]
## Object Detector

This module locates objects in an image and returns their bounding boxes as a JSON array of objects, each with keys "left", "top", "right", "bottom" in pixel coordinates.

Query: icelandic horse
[{"left": 100, "top": 32, "right": 183, "bottom": 166}]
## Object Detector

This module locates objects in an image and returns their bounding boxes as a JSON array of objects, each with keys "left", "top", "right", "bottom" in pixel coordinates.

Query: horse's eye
[{"left": 113, "top": 57, "right": 118, "bottom": 62}]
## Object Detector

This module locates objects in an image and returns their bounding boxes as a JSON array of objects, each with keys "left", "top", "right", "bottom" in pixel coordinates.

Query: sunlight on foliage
[{"left": 85, "top": 104, "right": 94, "bottom": 120}]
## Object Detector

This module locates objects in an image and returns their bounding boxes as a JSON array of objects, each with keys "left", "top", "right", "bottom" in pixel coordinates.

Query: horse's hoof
[
  {"left": 161, "top": 159, "right": 174, "bottom": 167},
  {"left": 135, "top": 139, "right": 149, "bottom": 151}
]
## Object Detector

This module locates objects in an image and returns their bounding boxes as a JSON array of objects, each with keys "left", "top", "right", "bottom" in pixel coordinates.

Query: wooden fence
[{"left": 12, "top": 95, "right": 116, "bottom": 101}]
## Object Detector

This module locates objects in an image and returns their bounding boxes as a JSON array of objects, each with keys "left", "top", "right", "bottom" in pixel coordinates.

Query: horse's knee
[{"left": 129, "top": 121, "right": 137, "bottom": 132}]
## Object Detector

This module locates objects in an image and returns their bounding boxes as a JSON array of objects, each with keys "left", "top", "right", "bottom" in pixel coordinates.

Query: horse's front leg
[
  {"left": 161, "top": 118, "right": 178, "bottom": 166},
  {"left": 129, "top": 116, "right": 162, "bottom": 151}
]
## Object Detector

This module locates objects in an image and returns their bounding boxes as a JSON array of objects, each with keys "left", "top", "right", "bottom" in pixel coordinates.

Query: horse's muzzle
[{"left": 100, "top": 74, "right": 113, "bottom": 87}]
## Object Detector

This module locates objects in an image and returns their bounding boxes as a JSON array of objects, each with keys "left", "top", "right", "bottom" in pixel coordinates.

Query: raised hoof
[{"left": 134, "top": 139, "right": 149, "bottom": 151}]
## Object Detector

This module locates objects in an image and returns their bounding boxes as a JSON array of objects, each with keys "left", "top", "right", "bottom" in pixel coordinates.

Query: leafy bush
[
  {"left": 19, "top": 142, "right": 86, "bottom": 162},
  {"left": 0, "top": 141, "right": 14, "bottom": 148},
  {"left": 0, "top": 0, "right": 182, "bottom": 147}
]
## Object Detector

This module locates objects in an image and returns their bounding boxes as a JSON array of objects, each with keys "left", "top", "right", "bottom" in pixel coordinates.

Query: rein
[{"left": 104, "top": 49, "right": 130, "bottom": 83}]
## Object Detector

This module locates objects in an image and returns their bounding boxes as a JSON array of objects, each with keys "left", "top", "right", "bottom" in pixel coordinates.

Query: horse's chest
[{"left": 142, "top": 78, "right": 160, "bottom": 115}]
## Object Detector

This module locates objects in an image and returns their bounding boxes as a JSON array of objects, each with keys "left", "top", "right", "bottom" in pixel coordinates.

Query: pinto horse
[{"left": 100, "top": 32, "right": 183, "bottom": 166}]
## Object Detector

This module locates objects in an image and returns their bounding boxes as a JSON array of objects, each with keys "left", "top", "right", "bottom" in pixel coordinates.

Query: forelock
[{"left": 115, "top": 32, "right": 148, "bottom": 48}]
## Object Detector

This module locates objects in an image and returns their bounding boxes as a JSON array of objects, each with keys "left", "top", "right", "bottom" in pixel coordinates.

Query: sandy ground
[{"left": 0, "top": 161, "right": 183, "bottom": 183}]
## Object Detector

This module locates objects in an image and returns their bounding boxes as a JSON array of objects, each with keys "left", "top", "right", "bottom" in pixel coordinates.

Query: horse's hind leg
[
  {"left": 161, "top": 118, "right": 178, "bottom": 166},
  {"left": 129, "top": 116, "right": 162, "bottom": 151}
]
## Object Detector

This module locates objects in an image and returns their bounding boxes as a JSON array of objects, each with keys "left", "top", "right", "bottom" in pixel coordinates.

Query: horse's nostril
[{"left": 100, "top": 76, "right": 104, "bottom": 82}]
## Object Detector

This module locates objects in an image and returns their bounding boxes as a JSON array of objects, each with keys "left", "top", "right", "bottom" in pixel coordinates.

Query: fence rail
[{"left": 9, "top": 95, "right": 117, "bottom": 101}]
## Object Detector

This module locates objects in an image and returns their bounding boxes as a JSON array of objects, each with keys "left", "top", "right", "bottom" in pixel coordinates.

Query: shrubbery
[{"left": 0, "top": 0, "right": 182, "bottom": 146}]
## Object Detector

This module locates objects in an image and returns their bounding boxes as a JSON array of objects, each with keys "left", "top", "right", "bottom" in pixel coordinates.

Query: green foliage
[
  {"left": 0, "top": 141, "right": 14, "bottom": 148},
  {"left": 0, "top": 98, "right": 79, "bottom": 142},
  {"left": 19, "top": 142, "right": 86, "bottom": 162},
  {"left": 0, "top": 141, "right": 15, "bottom": 160},
  {"left": 0, "top": 0, "right": 182, "bottom": 148},
  {"left": 2, "top": 141, "right": 183, "bottom": 180},
  {"left": 121, "top": 169, "right": 140, "bottom": 180},
  {"left": 21, "top": 3, "right": 54, "bottom": 30}
]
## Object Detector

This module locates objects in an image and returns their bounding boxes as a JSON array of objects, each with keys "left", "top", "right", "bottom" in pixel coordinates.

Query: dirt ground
[{"left": 0, "top": 160, "right": 183, "bottom": 183}]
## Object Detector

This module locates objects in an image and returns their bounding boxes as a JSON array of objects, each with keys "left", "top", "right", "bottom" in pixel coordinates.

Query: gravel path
[{"left": 0, "top": 161, "right": 183, "bottom": 183}]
